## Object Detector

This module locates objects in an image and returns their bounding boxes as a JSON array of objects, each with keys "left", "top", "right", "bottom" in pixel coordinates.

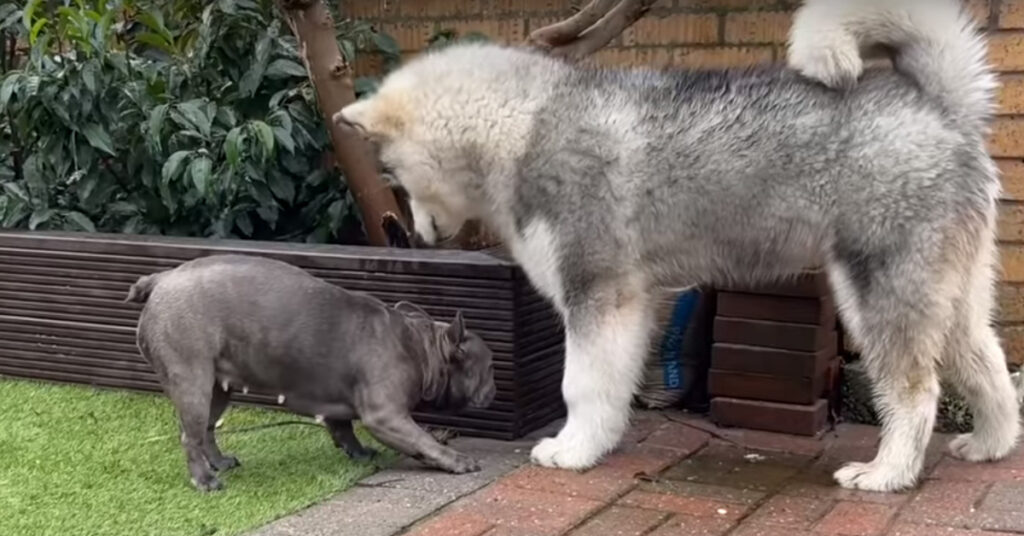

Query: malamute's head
[{"left": 335, "top": 43, "right": 561, "bottom": 245}]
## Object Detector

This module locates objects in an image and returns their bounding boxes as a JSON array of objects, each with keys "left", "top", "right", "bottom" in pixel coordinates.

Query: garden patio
[{"left": 3, "top": 0, "right": 1024, "bottom": 535}]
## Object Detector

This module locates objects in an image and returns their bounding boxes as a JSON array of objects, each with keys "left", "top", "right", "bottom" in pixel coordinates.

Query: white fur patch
[
  {"left": 787, "top": 0, "right": 995, "bottom": 129},
  {"left": 834, "top": 377, "right": 939, "bottom": 492},
  {"left": 409, "top": 198, "right": 438, "bottom": 245},
  {"left": 530, "top": 282, "right": 652, "bottom": 470},
  {"left": 277, "top": 394, "right": 286, "bottom": 405},
  {"left": 944, "top": 235, "right": 1021, "bottom": 463},
  {"left": 510, "top": 219, "right": 565, "bottom": 312},
  {"left": 335, "top": 100, "right": 370, "bottom": 128},
  {"left": 786, "top": 0, "right": 865, "bottom": 88}
]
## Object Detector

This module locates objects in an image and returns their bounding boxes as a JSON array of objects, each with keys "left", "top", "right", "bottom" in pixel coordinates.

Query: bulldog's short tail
[
  {"left": 787, "top": 0, "right": 997, "bottom": 133},
  {"left": 124, "top": 273, "right": 164, "bottom": 304}
]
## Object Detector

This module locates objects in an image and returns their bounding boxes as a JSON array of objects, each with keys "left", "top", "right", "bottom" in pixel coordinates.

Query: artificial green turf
[{"left": 0, "top": 378, "right": 389, "bottom": 536}]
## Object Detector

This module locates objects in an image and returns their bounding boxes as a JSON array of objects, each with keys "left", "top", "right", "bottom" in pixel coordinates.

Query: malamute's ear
[{"left": 334, "top": 96, "right": 408, "bottom": 141}]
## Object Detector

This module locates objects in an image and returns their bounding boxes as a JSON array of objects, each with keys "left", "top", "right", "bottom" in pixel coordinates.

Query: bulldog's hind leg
[
  {"left": 325, "top": 418, "right": 378, "bottom": 461},
  {"left": 163, "top": 354, "right": 222, "bottom": 492},
  {"left": 204, "top": 386, "right": 240, "bottom": 472}
]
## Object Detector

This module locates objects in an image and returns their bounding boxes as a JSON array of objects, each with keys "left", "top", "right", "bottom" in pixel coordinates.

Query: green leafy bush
[{"left": 0, "top": 0, "right": 399, "bottom": 243}]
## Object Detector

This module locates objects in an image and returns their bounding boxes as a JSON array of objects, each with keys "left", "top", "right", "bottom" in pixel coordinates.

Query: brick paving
[{"left": 397, "top": 413, "right": 1024, "bottom": 536}]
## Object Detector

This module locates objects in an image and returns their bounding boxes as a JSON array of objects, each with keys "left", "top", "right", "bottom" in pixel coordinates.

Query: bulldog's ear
[
  {"left": 334, "top": 94, "right": 408, "bottom": 141},
  {"left": 444, "top": 310, "right": 467, "bottom": 348},
  {"left": 393, "top": 300, "right": 430, "bottom": 319}
]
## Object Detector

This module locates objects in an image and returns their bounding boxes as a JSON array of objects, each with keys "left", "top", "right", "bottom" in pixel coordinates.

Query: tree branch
[
  {"left": 276, "top": 0, "right": 410, "bottom": 247},
  {"left": 528, "top": 0, "right": 619, "bottom": 48},
  {"left": 528, "top": 0, "right": 658, "bottom": 62}
]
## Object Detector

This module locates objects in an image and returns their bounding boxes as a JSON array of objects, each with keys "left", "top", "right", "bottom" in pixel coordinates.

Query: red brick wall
[{"left": 346, "top": 0, "right": 1024, "bottom": 363}]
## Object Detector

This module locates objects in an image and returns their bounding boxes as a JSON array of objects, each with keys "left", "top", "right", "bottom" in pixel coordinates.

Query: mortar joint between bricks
[
  {"left": 732, "top": 445, "right": 831, "bottom": 529},
  {"left": 630, "top": 512, "right": 675, "bottom": 536},
  {"left": 394, "top": 478, "right": 505, "bottom": 536},
  {"left": 879, "top": 511, "right": 901, "bottom": 536},
  {"left": 972, "top": 481, "right": 998, "bottom": 511},
  {"left": 559, "top": 484, "right": 650, "bottom": 535}
]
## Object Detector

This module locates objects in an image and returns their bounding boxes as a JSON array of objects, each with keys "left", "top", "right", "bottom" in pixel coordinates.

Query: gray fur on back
[
  {"left": 509, "top": 62, "right": 990, "bottom": 301},
  {"left": 372, "top": 44, "right": 992, "bottom": 304}
]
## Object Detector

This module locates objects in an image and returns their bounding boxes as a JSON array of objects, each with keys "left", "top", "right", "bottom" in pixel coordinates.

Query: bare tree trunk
[
  {"left": 276, "top": 0, "right": 407, "bottom": 247},
  {"left": 528, "top": 0, "right": 658, "bottom": 62}
]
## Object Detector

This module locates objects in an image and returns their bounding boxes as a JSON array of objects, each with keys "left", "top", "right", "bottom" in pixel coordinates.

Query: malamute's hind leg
[
  {"left": 826, "top": 249, "right": 956, "bottom": 492},
  {"left": 942, "top": 238, "right": 1021, "bottom": 461},
  {"left": 531, "top": 277, "right": 653, "bottom": 470}
]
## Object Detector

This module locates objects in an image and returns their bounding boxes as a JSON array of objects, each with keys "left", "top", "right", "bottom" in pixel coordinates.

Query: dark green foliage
[{"left": 0, "top": 0, "right": 398, "bottom": 243}]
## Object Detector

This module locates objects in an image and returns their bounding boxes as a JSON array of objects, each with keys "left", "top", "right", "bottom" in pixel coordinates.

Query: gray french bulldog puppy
[{"left": 126, "top": 254, "right": 497, "bottom": 492}]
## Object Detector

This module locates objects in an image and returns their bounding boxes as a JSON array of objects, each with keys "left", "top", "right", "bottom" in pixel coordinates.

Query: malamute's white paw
[
  {"left": 530, "top": 436, "right": 602, "bottom": 471},
  {"left": 834, "top": 461, "right": 916, "bottom": 492},
  {"left": 948, "top": 433, "right": 1017, "bottom": 462}
]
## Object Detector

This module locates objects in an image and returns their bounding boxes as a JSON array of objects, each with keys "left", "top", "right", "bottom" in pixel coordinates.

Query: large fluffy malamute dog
[{"left": 337, "top": 0, "right": 1021, "bottom": 491}]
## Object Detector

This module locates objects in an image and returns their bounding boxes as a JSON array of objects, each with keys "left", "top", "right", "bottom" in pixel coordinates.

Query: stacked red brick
[{"left": 709, "top": 271, "right": 841, "bottom": 436}]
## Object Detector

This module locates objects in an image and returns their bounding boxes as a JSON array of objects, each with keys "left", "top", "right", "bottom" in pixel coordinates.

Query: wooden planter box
[{"left": 0, "top": 231, "right": 565, "bottom": 440}]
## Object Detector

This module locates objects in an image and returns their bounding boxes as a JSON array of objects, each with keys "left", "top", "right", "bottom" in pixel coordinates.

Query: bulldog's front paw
[
  {"left": 445, "top": 452, "right": 481, "bottom": 474},
  {"left": 345, "top": 446, "right": 379, "bottom": 463}
]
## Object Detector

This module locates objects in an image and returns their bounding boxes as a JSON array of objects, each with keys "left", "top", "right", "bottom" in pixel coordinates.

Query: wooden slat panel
[
  {"left": 0, "top": 231, "right": 569, "bottom": 439},
  {"left": 0, "top": 347, "right": 152, "bottom": 373},
  {"left": 0, "top": 329, "right": 140, "bottom": 354},
  {"left": 0, "top": 339, "right": 143, "bottom": 363},
  {"left": 0, "top": 232, "right": 517, "bottom": 279},
  {"left": 509, "top": 277, "right": 565, "bottom": 430},
  {"left": 0, "top": 257, "right": 514, "bottom": 305},
  {"left": 0, "top": 342, "right": 521, "bottom": 385}
]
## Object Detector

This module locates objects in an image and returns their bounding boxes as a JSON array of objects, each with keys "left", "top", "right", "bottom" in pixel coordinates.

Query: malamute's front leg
[{"left": 531, "top": 280, "right": 653, "bottom": 470}]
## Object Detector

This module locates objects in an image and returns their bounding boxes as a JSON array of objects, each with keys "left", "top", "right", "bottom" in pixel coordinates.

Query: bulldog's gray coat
[{"left": 128, "top": 254, "right": 497, "bottom": 491}]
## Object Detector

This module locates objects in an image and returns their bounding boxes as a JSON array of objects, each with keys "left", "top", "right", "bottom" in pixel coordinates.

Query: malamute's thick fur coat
[{"left": 339, "top": 0, "right": 1021, "bottom": 491}]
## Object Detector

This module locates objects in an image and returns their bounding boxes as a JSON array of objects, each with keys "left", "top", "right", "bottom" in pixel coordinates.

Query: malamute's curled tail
[{"left": 787, "top": 0, "right": 997, "bottom": 133}]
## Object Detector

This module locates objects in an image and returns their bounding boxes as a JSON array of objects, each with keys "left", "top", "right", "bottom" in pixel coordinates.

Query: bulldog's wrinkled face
[
  {"left": 443, "top": 327, "right": 497, "bottom": 410},
  {"left": 392, "top": 302, "right": 497, "bottom": 410}
]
